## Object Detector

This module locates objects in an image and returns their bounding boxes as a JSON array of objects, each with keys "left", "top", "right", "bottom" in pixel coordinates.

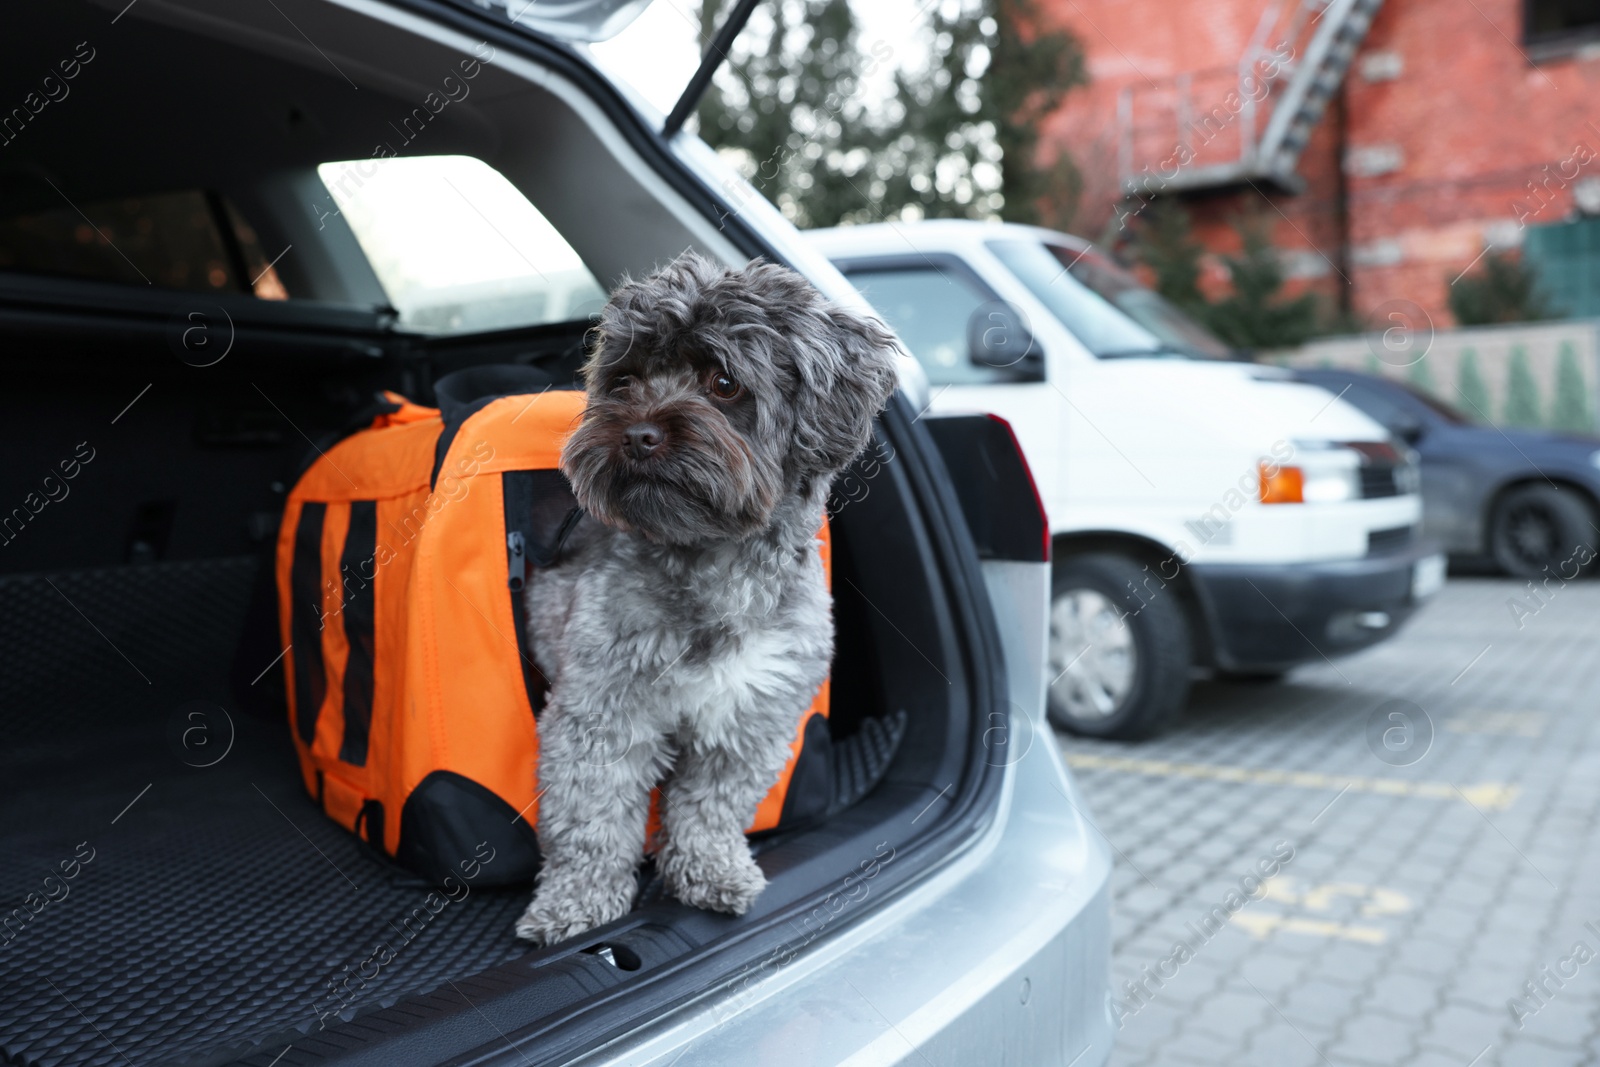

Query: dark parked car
[{"left": 1290, "top": 368, "right": 1600, "bottom": 579}]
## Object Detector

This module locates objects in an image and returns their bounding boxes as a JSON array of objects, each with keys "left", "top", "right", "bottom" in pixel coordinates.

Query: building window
[
  {"left": 1521, "top": 218, "right": 1599, "bottom": 318},
  {"left": 1524, "top": 0, "right": 1600, "bottom": 56}
]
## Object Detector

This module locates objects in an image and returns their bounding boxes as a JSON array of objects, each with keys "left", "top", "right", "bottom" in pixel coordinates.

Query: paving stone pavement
[{"left": 1060, "top": 578, "right": 1600, "bottom": 1067}]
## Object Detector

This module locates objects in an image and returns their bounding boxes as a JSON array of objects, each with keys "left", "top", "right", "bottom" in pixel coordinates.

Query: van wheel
[
  {"left": 1046, "top": 553, "right": 1190, "bottom": 740},
  {"left": 1489, "top": 485, "right": 1596, "bottom": 580}
]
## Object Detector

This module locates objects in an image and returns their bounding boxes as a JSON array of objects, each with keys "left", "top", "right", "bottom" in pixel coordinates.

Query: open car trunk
[{"left": 0, "top": 4, "right": 1007, "bottom": 1064}]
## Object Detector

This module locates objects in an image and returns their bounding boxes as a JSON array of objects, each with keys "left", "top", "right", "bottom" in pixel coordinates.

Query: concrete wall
[{"left": 1268, "top": 318, "right": 1600, "bottom": 432}]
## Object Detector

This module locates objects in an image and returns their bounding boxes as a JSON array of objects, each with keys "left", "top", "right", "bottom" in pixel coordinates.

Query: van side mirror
[{"left": 967, "top": 302, "right": 1044, "bottom": 382}]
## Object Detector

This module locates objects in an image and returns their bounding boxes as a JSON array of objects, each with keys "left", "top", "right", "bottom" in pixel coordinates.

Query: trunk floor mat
[
  {"left": 0, "top": 555, "right": 908, "bottom": 1066},
  {"left": 0, "top": 715, "right": 532, "bottom": 1067},
  {"left": 0, "top": 558, "right": 531, "bottom": 1067}
]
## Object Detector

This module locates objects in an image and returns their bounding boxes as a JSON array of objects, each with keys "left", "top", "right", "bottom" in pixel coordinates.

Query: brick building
[{"left": 1038, "top": 0, "right": 1600, "bottom": 328}]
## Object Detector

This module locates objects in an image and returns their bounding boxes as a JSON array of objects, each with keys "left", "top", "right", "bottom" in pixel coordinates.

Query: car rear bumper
[
  {"left": 582, "top": 739, "right": 1116, "bottom": 1067},
  {"left": 1188, "top": 544, "right": 1445, "bottom": 672}
]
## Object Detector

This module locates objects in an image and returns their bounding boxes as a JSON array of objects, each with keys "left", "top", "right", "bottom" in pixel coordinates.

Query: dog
[{"left": 513, "top": 252, "right": 899, "bottom": 945}]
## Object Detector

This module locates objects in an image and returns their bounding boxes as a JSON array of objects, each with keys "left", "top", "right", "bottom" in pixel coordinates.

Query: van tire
[{"left": 1046, "top": 553, "right": 1190, "bottom": 740}]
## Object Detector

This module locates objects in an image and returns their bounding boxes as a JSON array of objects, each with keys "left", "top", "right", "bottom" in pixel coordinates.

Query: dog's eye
[
  {"left": 710, "top": 372, "right": 741, "bottom": 400},
  {"left": 609, "top": 374, "right": 631, "bottom": 393}
]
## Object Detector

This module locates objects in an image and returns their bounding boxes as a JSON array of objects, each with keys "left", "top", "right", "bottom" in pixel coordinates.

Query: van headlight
[
  {"left": 1301, "top": 463, "right": 1363, "bottom": 502},
  {"left": 1260, "top": 444, "right": 1362, "bottom": 504}
]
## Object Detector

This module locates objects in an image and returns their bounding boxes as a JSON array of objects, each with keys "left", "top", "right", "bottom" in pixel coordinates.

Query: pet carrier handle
[{"left": 432, "top": 365, "right": 565, "bottom": 424}]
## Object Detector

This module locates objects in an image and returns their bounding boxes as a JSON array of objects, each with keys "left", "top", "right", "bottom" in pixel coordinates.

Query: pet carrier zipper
[{"left": 507, "top": 530, "right": 526, "bottom": 591}]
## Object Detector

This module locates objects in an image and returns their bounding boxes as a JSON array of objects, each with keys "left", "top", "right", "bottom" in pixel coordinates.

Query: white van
[{"left": 810, "top": 220, "right": 1446, "bottom": 739}]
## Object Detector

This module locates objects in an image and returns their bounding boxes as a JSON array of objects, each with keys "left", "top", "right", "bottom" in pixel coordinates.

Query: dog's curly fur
[{"left": 513, "top": 252, "right": 899, "bottom": 945}]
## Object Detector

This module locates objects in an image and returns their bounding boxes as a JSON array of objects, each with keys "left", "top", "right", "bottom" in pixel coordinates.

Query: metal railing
[{"left": 1115, "top": 0, "right": 1380, "bottom": 195}]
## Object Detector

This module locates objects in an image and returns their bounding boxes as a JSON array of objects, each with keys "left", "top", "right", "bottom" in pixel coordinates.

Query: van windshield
[{"left": 987, "top": 239, "right": 1234, "bottom": 361}]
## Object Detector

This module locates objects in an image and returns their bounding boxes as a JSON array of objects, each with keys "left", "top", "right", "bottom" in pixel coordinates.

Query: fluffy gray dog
[{"left": 513, "top": 252, "right": 899, "bottom": 945}]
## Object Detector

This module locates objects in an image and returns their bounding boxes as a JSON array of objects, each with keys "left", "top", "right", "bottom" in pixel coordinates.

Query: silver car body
[
  {"left": 563, "top": 557, "right": 1114, "bottom": 1066},
  {"left": 565, "top": 68, "right": 1116, "bottom": 1067}
]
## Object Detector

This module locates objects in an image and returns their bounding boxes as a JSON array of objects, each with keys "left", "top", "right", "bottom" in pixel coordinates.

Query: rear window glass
[
  {"left": 0, "top": 189, "right": 287, "bottom": 297},
  {"left": 318, "top": 155, "right": 607, "bottom": 335}
]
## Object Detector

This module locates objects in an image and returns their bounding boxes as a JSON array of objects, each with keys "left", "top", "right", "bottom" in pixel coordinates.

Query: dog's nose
[{"left": 622, "top": 422, "right": 664, "bottom": 459}]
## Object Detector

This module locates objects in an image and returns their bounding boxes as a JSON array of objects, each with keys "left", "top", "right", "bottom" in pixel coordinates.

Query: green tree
[
  {"left": 1131, "top": 199, "right": 1207, "bottom": 316},
  {"left": 1204, "top": 217, "right": 1319, "bottom": 350},
  {"left": 1504, "top": 345, "right": 1543, "bottom": 427},
  {"left": 1551, "top": 341, "right": 1592, "bottom": 432},
  {"left": 1455, "top": 347, "right": 1490, "bottom": 423},
  {"left": 1449, "top": 248, "right": 1559, "bottom": 326},
  {"left": 974, "top": 0, "right": 1089, "bottom": 226},
  {"left": 694, "top": 0, "right": 1087, "bottom": 229},
  {"left": 694, "top": 0, "right": 872, "bottom": 229}
]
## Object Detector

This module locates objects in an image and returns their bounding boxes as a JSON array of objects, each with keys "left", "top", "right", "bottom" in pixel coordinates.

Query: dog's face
[{"left": 561, "top": 253, "right": 899, "bottom": 545}]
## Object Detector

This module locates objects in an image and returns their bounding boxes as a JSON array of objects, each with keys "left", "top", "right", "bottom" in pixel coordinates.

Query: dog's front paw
[
  {"left": 515, "top": 898, "right": 594, "bottom": 946},
  {"left": 660, "top": 839, "right": 767, "bottom": 916},
  {"left": 514, "top": 872, "right": 636, "bottom": 944}
]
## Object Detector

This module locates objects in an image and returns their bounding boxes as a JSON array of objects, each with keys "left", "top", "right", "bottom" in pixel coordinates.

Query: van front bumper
[{"left": 1188, "top": 543, "right": 1445, "bottom": 672}]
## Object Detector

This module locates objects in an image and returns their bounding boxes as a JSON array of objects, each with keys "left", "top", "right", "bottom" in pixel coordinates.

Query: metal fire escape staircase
[{"left": 1117, "top": 0, "right": 1385, "bottom": 195}]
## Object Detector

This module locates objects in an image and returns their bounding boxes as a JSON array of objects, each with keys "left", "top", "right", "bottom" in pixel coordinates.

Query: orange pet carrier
[{"left": 276, "top": 376, "right": 833, "bottom": 885}]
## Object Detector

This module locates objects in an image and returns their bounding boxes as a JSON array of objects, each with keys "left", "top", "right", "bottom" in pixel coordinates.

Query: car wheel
[
  {"left": 1046, "top": 553, "right": 1191, "bottom": 740},
  {"left": 1489, "top": 485, "right": 1596, "bottom": 580}
]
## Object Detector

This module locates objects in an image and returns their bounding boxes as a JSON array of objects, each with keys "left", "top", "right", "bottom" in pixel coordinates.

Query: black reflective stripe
[
  {"left": 290, "top": 502, "right": 328, "bottom": 745},
  {"left": 339, "top": 500, "right": 378, "bottom": 766}
]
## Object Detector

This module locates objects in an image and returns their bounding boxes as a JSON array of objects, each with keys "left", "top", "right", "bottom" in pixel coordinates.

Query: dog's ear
[{"left": 790, "top": 300, "right": 901, "bottom": 478}]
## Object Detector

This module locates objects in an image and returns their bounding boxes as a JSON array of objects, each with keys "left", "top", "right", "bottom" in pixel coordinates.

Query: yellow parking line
[
  {"left": 1445, "top": 710, "right": 1547, "bottom": 738},
  {"left": 1063, "top": 753, "right": 1518, "bottom": 810},
  {"left": 1231, "top": 912, "right": 1388, "bottom": 944}
]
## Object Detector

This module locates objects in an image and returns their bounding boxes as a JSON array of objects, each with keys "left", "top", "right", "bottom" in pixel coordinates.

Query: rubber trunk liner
[
  {"left": 0, "top": 560, "right": 531, "bottom": 1067},
  {"left": 0, "top": 555, "right": 909, "bottom": 1065},
  {"left": 0, "top": 716, "right": 533, "bottom": 1067}
]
